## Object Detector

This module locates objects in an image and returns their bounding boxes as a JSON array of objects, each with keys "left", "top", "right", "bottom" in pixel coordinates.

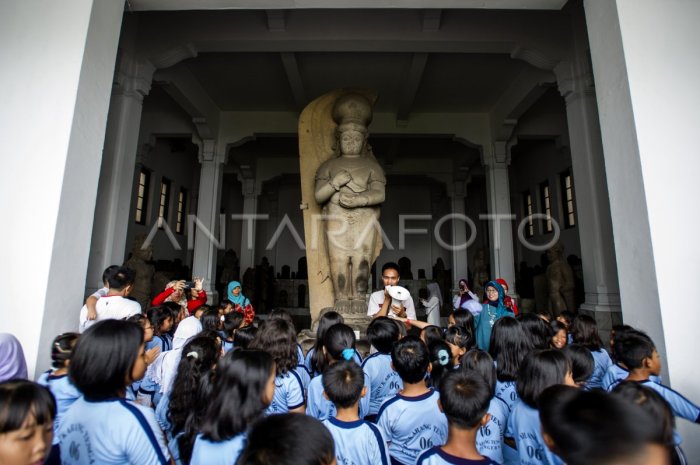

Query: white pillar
[
  {"left": 0, "top": 0, "right": 123, "bottom": 377},
  {"left": 239, "top": 179, "right": 260, "bottom": 274},
  {"left": 482, "top": 142, "right": 517, "bottom": 294},
  {"left": 447, "top": 180, "right": 469, "bottom": 286},
  {"left": 85, "top": 59, "right": 154, "bottom": 295},
  {"left": 556, "top": 66, "right": 621, "bottom": 326},
  {"left": 192, "top": 140, "right": 224, "bottom": 302},
  {"left": 585, "top": 0, "right": 700, "bottom": 457}
]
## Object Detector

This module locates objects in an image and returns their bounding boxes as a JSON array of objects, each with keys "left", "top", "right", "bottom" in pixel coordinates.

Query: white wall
[
  {"left": 0, "top": 0, "right": 124, "bottom": 376},
  {"left": 585, "top": 0, "right": 700, "bottom": 457}
]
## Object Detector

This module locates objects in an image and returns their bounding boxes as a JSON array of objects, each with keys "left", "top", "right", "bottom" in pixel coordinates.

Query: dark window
[
  {"left": 135, "top": 169, "right": 150, "bottom": 225},
  {"left": 158, "top": 177, "right": 171, "bottom": 226},
  {"left": 560, "top": 169, "right": 576, "bottom": 228},
  {"left": 175, "top": 188, "right": 187, "bottom": 234},
  {"left": 540, "top": 181, "right": 553, "bottom": 233},
  {"left": 522, "top": 191, "right": 534, "bottom": 238}
]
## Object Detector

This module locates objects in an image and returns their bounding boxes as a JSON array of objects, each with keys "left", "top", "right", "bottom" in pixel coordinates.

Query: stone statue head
[{"left": 332, "top": 93, "right": 372, "bottom": 156}]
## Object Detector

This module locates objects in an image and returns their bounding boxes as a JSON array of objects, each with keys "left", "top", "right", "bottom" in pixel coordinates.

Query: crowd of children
[{"left": 0, "top": 266, "right": 699, "bottom": 465}]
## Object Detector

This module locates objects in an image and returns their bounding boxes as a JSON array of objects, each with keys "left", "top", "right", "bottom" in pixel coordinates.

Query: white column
[
  {"left": 85, "top": 61, "right": 153, "bottom": 295},
  {"left": 0, "top": 0, "right": 123, "bottom": 377},
  {"left": 482, "top": 142, "right": 517, "bottom": 293},
  {"left": 555, "top": 27, "right": 621, "bottom": 330},
  {"left": 447, "top": 180, "right": 469, "bottom": 286},
  {"left": 585, "top": 0, "right": 700, "bottom": 457},
  {"left": 239, "top": 179, "right": 260, "bottom": 274},
  {"left": 192, "top": 140, "right": 224, "bottom": 302}
]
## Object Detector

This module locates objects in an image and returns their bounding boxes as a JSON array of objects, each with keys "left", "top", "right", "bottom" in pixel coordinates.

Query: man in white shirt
[
  {"left": 367, "top": 262, "right": 416, "bottom": 320},
  {"left": 79, "top": 266, "right": 141, "bottom": 332}
]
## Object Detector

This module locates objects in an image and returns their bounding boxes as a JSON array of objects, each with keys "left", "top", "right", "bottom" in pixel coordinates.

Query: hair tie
[
  {"left": 437, "top": 349, "right": 450, "bottom": 366},
  {"left": 341, "top": 348, "right": 355, "bottom": 361},
  {"left": 186, "top": 351, "right": 199, "bottom": 359}
]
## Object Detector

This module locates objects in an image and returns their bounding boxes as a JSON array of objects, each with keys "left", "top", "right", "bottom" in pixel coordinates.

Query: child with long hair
[
  {"left": 507, "top": 350, "right": 576, "bottom": 465},
  {"left": 444, "top": 325, "right": 472, "bottom": 368},
  {"left": 488, "top": 317, "right": 533, "bottom": 413},
  {"left": 306, "top": 323, "right": 369, "bottom": 420},
  {"left": 461, "top": 349, "right": 508, "bottom": 464},
  {"left": 58, "top": 320, "right": 171, "bottom": 464},
  {"left": 221, "top": 312, "right": 244, "bottom": 354},
  {"left": 146, "top": 306, "right": 174, "bottom": 352},
  {"left": 250, "top": 318, "right": 306, "bottom": 414},
  {"left": 189, "top": 349, "right": 275, "bottom": 465},
  {"left": 571, "top": 314, "right": 612, "bottom": 389},
  {"left": 36, "top": 332, "right": 80, "bottom": 465},
  {"left": 0, "top": 380, "right": 56, "bottom": 465},
  {"left": 306, "top": 311, "right": 361, "bottom": 377},
  {"left": 427, "top": 340, "right": 454, "bottom": 389},
  {"left": 156, "top": 334, "right": 220, "bottom": 465}
]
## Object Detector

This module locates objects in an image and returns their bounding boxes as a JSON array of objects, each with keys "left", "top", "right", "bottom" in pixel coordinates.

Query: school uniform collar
[
  {"left": 397, "top": 388, "right": 435, "bottom": 402},
  {"left": 328, "top": 417, "right": 365, "bottom": 429}
]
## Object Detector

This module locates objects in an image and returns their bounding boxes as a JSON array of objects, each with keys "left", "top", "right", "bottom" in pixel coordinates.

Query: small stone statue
[
  {"left": 123, "top": 234, "right": 155, "bottom": 309},
  {"left": 471, "top": 248, "right": 490, "bottom": 299},
  {"left": 546, "top": 242, "right": 576, "bottom": 315}
]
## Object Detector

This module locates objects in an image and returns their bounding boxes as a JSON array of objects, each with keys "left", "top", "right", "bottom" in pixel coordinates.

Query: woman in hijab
[
  {"left": 227, "top": 281, "right": 255, "bottom": 326},
  {"left": 495, "top": 278, "right": 519, "bottom": 315},
  {"left": 420, "top": 282, "right": 442, "bottom": 327},
  {"left": 0, "top": 333, "right": 28, "bottom": 382},
  {"left": 475, "top": 281, "right": 514, "bottom": 351},
  {"left": 452, "top": 278, "right": 483, "bottom": 316}
]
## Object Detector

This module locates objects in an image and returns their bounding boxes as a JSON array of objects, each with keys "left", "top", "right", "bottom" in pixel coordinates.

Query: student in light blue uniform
[
  {"left": 561, "top": 344, "right": 594, "bottom": 388},
  {"left": 321, "top": 361, "right": 390, "bottom": 465},
  {"left": 238, "top": 414, "right": 336, "bottom": 465},
  {"left": 250, "top": 318, "right": 306, "bottom": 414},
  {"left": 461, "top": 349, "right": 508, "bottom": 465},
  {"left": 221, "top": 312, "right": 244, "bottom": 354},
  {"left": 190, "top": 349, "right": 276, "bottom": 465},
  {"left": 0, "top": 380, "right": 57, "bottom": 465},
  {"left": 307, "top": 324, "right": 369, "bottom": 420},
  {"left": 125, "top": 313, "right": 160, "bottom": 401},
  {"left": 362, "top": 317, "right": 403, "bottom": 419},
  {"left": 608, "top": 332, "right": 699, "bottom": 462},
  {"left": 306, "top": 311, "right": 363, "bottom": 377},
  {"left": 506, "top": 350, "right": 574, "bottom": 465},
  {"left": 541, "top": 385, "right": 670, "bottom": 465},
  {"left": 377, "top": 336, "right": 448, "bottom": 465},
  {"left": 57, "top": 320, "right": 170, "bottom": 465},
  {"left": 156, "top": 334, "right": 220, "bottom": 465},
  {"left": 37, "top": 332, "right": 81, "bottom": 465},
  {"left": 488, "top": 317, "right": 533, "bottom": 464},
  {"left": 570, "top": 315, "right": 611, "bottom": 389},
  {"left": 146, "top": 306, "right": 174, "bottom": 353},
  {"left": 417, "top": 372, "right": 499, "bottom": 465}
]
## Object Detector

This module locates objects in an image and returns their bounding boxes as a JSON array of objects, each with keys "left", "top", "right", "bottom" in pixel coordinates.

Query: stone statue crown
[{"left": 332, "top": 93, "right": 373, "bottom": 131}]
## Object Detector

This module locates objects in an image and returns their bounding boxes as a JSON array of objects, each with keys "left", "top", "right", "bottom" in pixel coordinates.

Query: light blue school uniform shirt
[
  {"left": 37, "top": 371, "right": 82, "bottom": 445},
  {"left": 297, "top": 343, "right": 305, "bottom": 365},
  {"left": 362, "top": 352, "right": 403, "bottom": 416},
  {"left": 322, "top": 417, "right": 390, "bottom": 465},
  {"left": 601, "top": 364, "right": 663, "bottom": 391},
  {"left": 57, "top": 397, "right": 170, "bottom": 465},
  {"left": 494, "top": 381, "right": 518, "bottom": 413},
  {"left": 586, "top": 348, "right": 613, "bottom": 389},
  {"left": 147, "top": 334, "right": 172, "bottom": 353},
  {"left": 417, "top": 447, "right": 500, "bottom": 465},
  {"left": 295, "top": 364, "right": 312, "bottom": 393},
  {"left": 305, "top": 348, "right": 364, "bottom": 378},
  {"left": 267, "top": 370, "right": 306, "bottom": 414},
  {"left": 607, "top": 379, "right": 700, "bottom": 444},
  {"left": 476, "top": 396, "right": 509, "bottom": 464},
  {"left": 506, "top": 400, "right": 563, "bottom": 465},
  {"left": 306, "top": 371, "right": 371, "bottom": 420},
  {"left": 190, "top": 433, "right": 246, "bottom": 465},
  {"left": 377, "top": 390, "right": 448, "bottom": 465},
  {"left": 222, "top": 338, "right": 235, "bottom": 354}
]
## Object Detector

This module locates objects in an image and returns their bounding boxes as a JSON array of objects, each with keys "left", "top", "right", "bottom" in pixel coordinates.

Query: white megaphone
[{"left": 386, "top": 285, "right": 410, "bottom": 309}]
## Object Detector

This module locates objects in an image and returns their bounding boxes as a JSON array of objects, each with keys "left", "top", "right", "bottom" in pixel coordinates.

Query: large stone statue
[
  {"left": 546, "top": 242, "right": 576, "bottom": 315},
  {"left": 299, "top": 90, "right": 385, "bottom": 322},
  {"left": 124, "top": 234, "right": 155, "bottom": 309}
]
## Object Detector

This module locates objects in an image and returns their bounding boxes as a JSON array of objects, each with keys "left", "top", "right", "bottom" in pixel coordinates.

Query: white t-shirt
[
  {"left": 367, "top": 289, "right": 417, "bottom": 320},
  {"left": 79, "top": 295, "right": 141, "bottom": 333}
]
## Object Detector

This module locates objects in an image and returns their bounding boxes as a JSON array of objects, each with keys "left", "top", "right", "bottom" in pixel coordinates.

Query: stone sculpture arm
[
  {"left": 314, "top": 170, "right": 352, "bottom": 205},
  {"left": 338, "top": 179, "right": 386, "bottom": 208}
]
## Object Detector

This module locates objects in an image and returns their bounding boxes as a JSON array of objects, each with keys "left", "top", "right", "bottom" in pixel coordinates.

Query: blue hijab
[
  {"left": 484, "top": 280, "right": 508, "bottom": 314},
  {"left": 227, "top": 281, "right": 250, "bottom": 307}
]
